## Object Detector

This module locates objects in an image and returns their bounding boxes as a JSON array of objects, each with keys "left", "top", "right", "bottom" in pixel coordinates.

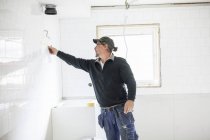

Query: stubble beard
[{"left": 95, "top": 51, "right": 99, "bottom": 57}]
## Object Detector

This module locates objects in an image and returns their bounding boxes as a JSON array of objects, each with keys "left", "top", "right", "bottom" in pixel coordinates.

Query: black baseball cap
[{"left": 93, "top": 36, "right": 118, "bottom": 52}]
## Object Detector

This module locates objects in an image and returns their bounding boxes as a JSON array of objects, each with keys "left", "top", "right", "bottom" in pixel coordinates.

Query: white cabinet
[{"left": 52, "top": 101, "right": 96, "bottom": 140}]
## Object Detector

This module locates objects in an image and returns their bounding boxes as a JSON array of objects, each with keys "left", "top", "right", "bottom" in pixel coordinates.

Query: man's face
[{"left": 94, "top": 42, "right": 106, "bottom": 57}]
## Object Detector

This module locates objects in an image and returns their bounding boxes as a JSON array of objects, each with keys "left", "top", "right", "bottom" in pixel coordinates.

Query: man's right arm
[{"left": 48, "top": 46, "right": 90, "bottom": 72}]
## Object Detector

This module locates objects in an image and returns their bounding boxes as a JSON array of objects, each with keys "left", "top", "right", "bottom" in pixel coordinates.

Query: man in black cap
[{"left": 48, "top": 36, "right": 138, "bottom": 140}]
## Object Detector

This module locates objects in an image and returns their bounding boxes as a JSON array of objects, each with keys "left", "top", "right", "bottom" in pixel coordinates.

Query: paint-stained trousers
[{"left": 98, "top": 104, "right": 139, "bottom": 140}]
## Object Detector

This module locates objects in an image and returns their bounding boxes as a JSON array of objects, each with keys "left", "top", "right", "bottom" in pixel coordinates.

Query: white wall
[
  {"left": 0, "top": 0, "right": 62, "bottom": 140},
  {"left": 59, "top": 5, "right": 210, "bottom": 140},
  {"left": 134, "top": 94, "right": 210, "bottom": 140}
]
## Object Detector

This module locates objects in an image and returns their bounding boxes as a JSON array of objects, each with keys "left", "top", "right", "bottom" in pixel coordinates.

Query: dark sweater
[{"left": 57, "top": 51, "right": 136, "bottom": 107}]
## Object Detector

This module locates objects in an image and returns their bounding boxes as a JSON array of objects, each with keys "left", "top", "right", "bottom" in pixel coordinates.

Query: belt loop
[{"left": 113, "top": 107, "right": 119, "bottom": 118}]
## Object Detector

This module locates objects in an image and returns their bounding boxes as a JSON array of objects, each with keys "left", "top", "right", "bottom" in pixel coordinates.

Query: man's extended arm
[{"left": 48, "top": 46, "right": 90, "bottom": 72}]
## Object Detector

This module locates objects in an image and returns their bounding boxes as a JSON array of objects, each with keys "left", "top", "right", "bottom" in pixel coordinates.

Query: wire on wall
[
  {"left": 123, "top": 0, "right": 139, "bottom": 59},
  {"left": 123, "top": 0, "right": 130, "bottom": 59}
]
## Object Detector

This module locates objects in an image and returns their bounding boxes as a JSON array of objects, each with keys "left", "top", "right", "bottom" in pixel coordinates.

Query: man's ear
[{"left": 104, "top": 44, "right": 109, "bottom": 49}]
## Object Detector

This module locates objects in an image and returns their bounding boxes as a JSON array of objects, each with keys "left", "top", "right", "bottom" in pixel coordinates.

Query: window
[
  {"left": 0, "top": 31, "right": 25, "bottom": 87},
  {"left": 0, "top": 38, "right": 23, "bottom": 62},
  {"left": 97, "top": 24, "right": 161, "bottom": 87}
]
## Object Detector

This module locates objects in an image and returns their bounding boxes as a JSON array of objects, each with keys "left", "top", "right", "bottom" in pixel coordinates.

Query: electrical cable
[
  {"left": 123, "top": 0, "right": 129, "bottom": 59},
  {"left": 123, "top": 13, "right": 128, "bottom": 59},
  {"left": 123, "top": 0, "right": 138, "bottom": 59}
]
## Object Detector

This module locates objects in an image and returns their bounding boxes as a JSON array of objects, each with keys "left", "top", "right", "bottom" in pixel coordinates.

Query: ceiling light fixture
[{"left": 45, "top": 4, "right": 57, "bottom": 15}]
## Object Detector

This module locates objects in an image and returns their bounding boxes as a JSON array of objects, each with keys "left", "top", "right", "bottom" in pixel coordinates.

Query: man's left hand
[{"left": 124, "top": 100, "right": 134, "bottom": 114}]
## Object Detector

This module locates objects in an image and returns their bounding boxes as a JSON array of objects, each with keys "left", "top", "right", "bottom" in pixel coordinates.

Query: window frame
[{"left": 96, "top": 24, "right": 161, "bottom": 87}]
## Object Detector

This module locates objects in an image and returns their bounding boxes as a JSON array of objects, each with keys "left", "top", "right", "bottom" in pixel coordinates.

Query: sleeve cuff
[
  {"left": 128, "top": 97, "right": 135, "bottom": 101},
  {"left": 56, "top": 50, "right": 61, "bottom": 56}
]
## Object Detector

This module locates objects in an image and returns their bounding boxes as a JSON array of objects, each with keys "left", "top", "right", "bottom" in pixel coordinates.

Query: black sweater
[{"left": 57, "top": 51, "right": 136, "bottom": 107}]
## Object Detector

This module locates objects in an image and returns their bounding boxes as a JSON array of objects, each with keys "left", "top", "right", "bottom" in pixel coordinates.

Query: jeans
[{"left": 98, "top": 104, "right": 138, "bottom": 140}]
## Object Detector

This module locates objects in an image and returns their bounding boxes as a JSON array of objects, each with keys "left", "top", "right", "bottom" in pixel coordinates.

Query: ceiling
[
  {"left": 38, "top": 0, "right": 210, "bottom": 6},
  {"left": 35, "top": 0, "right": 210, "bottom": 18},
  {"left": 1, "top": 0, "right": 210, "bottom": 18}
]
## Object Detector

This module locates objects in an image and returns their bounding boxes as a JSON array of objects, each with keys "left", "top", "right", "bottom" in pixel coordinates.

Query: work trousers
[{"left": 98, "top": 104, "right": 138, "bottom": 140}]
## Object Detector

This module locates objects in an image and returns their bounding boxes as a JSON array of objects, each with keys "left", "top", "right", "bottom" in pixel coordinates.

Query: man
[{"left": 48, "top": 36, "right": 138, "bottom": 140}]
